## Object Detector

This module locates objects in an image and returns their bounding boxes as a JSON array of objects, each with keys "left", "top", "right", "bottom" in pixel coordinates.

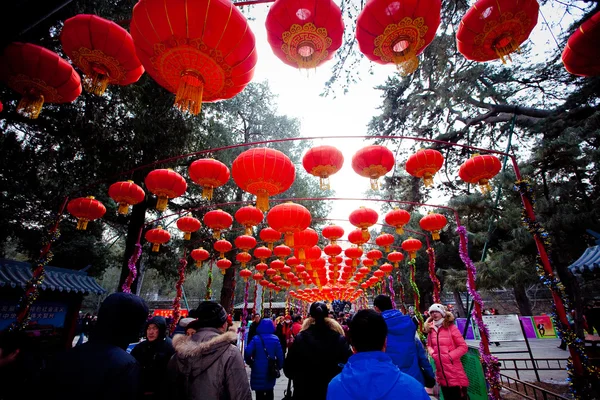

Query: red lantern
[
  {"left": 366, "top": 249, "right": 383, "bottom": 265},
  {"left": 256, "top": 262, "right": 269, "bottom": 273},
  {"left": 562, "top": 11, "right": 600, "bottom": 77},
  {"left": 191, "top": 247, "right": 210, "bottom": 268},
  {"left": 363, "top": 258, "right": 375, "bottom": 268},
  {"left": 270, "top": 259, "right": 285, "bottom": 272},
  {"left": 265, "top": 0, "right": 344, "bottom": 69},
  {"left": 214, "top": 239, "right": 232, "bottom": 258},
  {"left": 108, "top": 181, "right": 145, "bottom": 215},
  {"left": 240, "top": 268, "right": 252, "bottom": 281},
  {"left": 293, "top": 228, "right": 319, "bottom": 260},
  {"left": 286, "top": 256, "right": 300, "bottom": 267},
  {"left": 456, "top": 0, "right": 539, "bottom": 64},
  {"left": 302, "top": 146, "right": 344, "bottom": 189},
  {"left": 352, "top": 145, "right": 395, "bottom": 190},
  {"left": 373, "top": 270, "right": 385, "bottom": 279},
  {"left": 328, "top": 256, "right": 343, "bottom": 265},
  {"left": 419, "top": 212, "right": 447, "bottom": 241},
  {"left": 203, "top": 209, "right": 233, "bottom": 239},
  {"left": 175, "top": 215, "right": 200, "bottom": 240},
  {"left": 324, "top": 244, "right": 342, "bottom": 257},
  {"left": 387, "top": 251, "right": 405, "bottom": 268},
  {"left": 458, "top": 154, "right": 502, "bottom": 193},
  {"left": 380, "top": 263, "right": 393, "bottom": 275},
  {"left": 235, "top": 235, "right": 257, "bottom": 252},
  {"left": 130, "top": 0, "right": 257, "bottom": 115},
  {"left": 402, "top": 237, "right": 422, "bottom": 260},
  {"left": 375, "top": 233, "right": 395, "bottom": 252},
  {"left": 188, "top": 159, "right": 230, "bottom": 200},
  {"left": 405, "top": 149, "right": 444, "bottom": 187},
  {"left": 61, "top": 14, "right": 144, "bottom": 95},
  {"left": 266, "top": 268, "right": 277, "bottom": 277},
  {"left": 349, "top": 207, "right": 379, "bottom": 239},
  {"left": 344, "top": 247, "right": 363, "bottom": 266},
  {"left": 385, "top": 208, "right": 411, "bottom": 235},
  {"left": 267, "top": 202, "right": 312, "bottom": 246},
  {"left": 348, "top": 228, "right": 370, "bottom": 248},
  {"left": 274, "top": 245, "right": 292, "bottom": 260},
  {"left": 235, "top": 206, "right": 264, "bottom": 235},
  {"left": 232, "top": 148, "right": 296, "bottom": 211},
  {"left": 0, "top": 43, "right": 81, "bottom": 119},
  {"left": 260, "top": 227, "right": 282, "bottom": 250},
  {"left": 67, "top": 196, "right": 106, "bottom": 230},
  {"left": 322, "top": 224, "right": 344, "bottom": 245},
  {"left": 236, "top": 252, "right": 252, "bottom": 268},
  {"left": 145, "top": 226, "right": 170, "bottom": 252},
  {"left": 356, "top": 0, "right": 441, "bottom": 75},
  {"left": 216, "top": 258, "right": 232, "bottom": 275},
  {"left": 253, "top": 273, "right": 263, "bottom": 281},
  {"left": 303, "top": 246, "right": 322, "bottom": 268},
  {"left": 254, "top": 246, "right": 272, "bottom": 263},
  {"left": 145, "top": 169, "right": 187, "bottom": 212}
]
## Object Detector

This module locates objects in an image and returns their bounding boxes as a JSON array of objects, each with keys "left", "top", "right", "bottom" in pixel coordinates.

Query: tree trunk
[
  {"left": 513, "top": 283, "right": 533, "bottom": 315},
  {"left": 453, "top": 290, "right": 467, "bottom": 318},
  {"left": 118, "top": 198, "right": 149, "bottom": 293}
]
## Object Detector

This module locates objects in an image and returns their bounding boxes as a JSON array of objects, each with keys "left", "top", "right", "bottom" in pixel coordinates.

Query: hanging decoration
[
  {"left": 265, "top": 0, "right": 344, "bottom": 69},
  {"left": 170, "top": 256, "right": 187, "bottom": 335},
  {"left": 427, "top": 247, "right": 441, "bottom": 304},
  {"left": 322, "top": 224, "right": 345, "bottom": 245},
  {"left": 344, "top": 247, "right": 363, "bottom": 267},
  {"left": 267, "top": 202, "right": 312, "bottom": 246},
  {"left": 356, "top": 0, "right": 441, "bottom": 76},
  {"left": 351, "top": 145, "right": 395, "bottom": 190},
  {"left": 67, "top": 196, "right": 106, "bottom": 230},
  {"left": 349, "top": 206, "right": 379, "bottom": 239},
  {"left": 254, "top": 246, "right": 273, "bottom": 263},
  {"left": 235, "top": 235, "right": 257, "bottom": 252},
  {"left": 562, "top": 11, "right": 600, "bottom": 77},
  {"left": 375, "top": 233, "right": 395, "bottom": 252},
  {"left": 188, "top": 158, "right": 230, "bottom": 200},
  {"left": 214, "top": 239, "right": 233, "bottom": 259},
  {"left": 387, "top": 251, "right": 404, "bottom": 268},
  {"left": 216, "top": 258, "right": 232, "bottom": 275},
  {"left": 407, "top": 258, "right": 424, "bottom": 336},
  {"left": 122, "top": 241, "right": 142, "bottom": 293},
  {"left": 401, "top": 237, "right": 422, "bottom": 260},
  {"left": 419, "top": 212, "right": 447, "bottom": 240},
  {"left": 456, "top": 0, "right": 539, "bottom": 63},
  {"left": 108, "top": 181, "right": 145, "bottom": 215},
  {"left": 302, "top": 145, "right": 345, "bottom": 189},
  {"left": 293, "top": 228, "right": 319, "bottom": 261},
  {"left": 397, "top": 272, "right": 407, "bottom": 314},
  {"left": 61, "top": 14, "right": 144, "bottom": 95},
  {"left": 236, "top": 252, "right": 252, "bottom": 268},
  {"left": 145, "top": 169, "right": 187, "bottom": 212},
  {"left": 385, "top": 208, "right": 411, "bottom": 234},
  {"left": 348, "top": 228, "right": 370, "bottom": 249},
  {"left": 130, "top": 0, "right": 257, "bottom": 115},
  {"left": 176, "top": 215, "right": 201, "bottom": 240},
  {"left": 259, "top": 227, "right": 281, "bottom": 250},
  {"left": 191, "top": 247, "right": 210, "bottom": 268},
  {"left": 366, "top": 249, "right": 383, "bottom": 266},
  {"left": 405, "top": 149, "right": 444, "bottom": 187},
  {"left": 145, "top": 226, "right": 171, "bottom": 252},
  {"left": 459, "top": 154, "right": 502, "bottom": 193},
  {"left": 240, "top": 276, "right": 251, "bottom": 349},
  {"left": 203, "top": 209, "right": 233, "bottom": 239},
  {"left": 274, "top": 244, "right": 292, "bottom": 260},
  {"left": 232, "top": 148, "right": 296, "bottom": 211},
  {"left": 0, "top": 42, "right": 81, "bottom": 119},
  {"left": 206, "top": 262, "right": 213, "bottom": 300},
  {"left": 387, "top": 274, "right": 396, "bottom": 308},
  {"left": 235, "top": 206, "right": 264, "bottom": 235}
]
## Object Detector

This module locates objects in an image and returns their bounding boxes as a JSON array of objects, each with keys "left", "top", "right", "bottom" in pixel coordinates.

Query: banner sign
[
  {"left": 0, "top": 301, "right": 68, "bottom": 330},
  {"left": 482, "top": 314, "right": 524, "bottom": 342},
  {"left": 153, "top": 309, "right": 189, "bottom": 318},
  {"left": 519, "top": 316, "right": 538, "bottom": 339},
  {"left": 532, "top": 315, "right": 557, "bottom": 338}
]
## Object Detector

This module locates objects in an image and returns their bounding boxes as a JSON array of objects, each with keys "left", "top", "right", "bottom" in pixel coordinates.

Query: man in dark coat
[
  {"left": 131, "top": 316, "right": 175, "bottom": 399},
  {"left": 247, "top": 313, "right": 261, "bottom": 344},
  {"left": 44, "top": 292, "right": 149, "bottom": 400}
]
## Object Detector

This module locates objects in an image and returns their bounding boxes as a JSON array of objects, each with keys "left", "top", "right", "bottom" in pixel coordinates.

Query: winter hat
[
  {"left": 195, "top": 301, "right": 228, "bottom": 328},
  {"left": 179, "top": 318, "right": 196, "bottom": 328},
  {"left": 428, "top": 303, "right": 446, "bottom": 317},
  {"left": 309, "top": 301, "right": 329, "bottom": 321}
]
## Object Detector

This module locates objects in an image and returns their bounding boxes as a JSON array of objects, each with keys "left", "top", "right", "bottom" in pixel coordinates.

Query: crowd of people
[{"left": 0, "top": 292, "right": 473, "bottom": 400}]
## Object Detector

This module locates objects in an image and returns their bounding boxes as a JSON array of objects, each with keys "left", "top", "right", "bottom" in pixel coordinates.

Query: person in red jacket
[{"left": 424, "top": 303, "right": 469, "bottom": 400}]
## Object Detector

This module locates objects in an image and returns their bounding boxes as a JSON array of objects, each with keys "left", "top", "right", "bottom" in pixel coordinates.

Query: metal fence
[
  {"left": 499, "top": 358, "right": 569, "bottom": 379},
  {"left": 499, "top": 373, "right": 571, "bottom": 400}
]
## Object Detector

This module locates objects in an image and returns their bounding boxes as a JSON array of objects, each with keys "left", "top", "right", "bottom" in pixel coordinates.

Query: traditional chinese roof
[
  {"left": 0, "top": 259, "right": 105, "bottom": 295},
  {"left": 569, "top": 246, "right": 600, "bottom": 277}
]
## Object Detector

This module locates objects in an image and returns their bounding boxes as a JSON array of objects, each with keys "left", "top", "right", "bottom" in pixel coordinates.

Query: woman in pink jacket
[{"left": 424, "top": 303, "right": 469, "bottom": 400}]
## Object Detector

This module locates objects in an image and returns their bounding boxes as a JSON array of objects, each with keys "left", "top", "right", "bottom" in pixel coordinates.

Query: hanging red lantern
[
  {"left": 356, "top": 0, "right": 441, "bottom": 76},
  {"left": 348, "top": 228, "right": 370, "bottom": 248},
  {"left": 176, "top": 215, "right": 201, "bottom": 241},
  {"left": 145, "top": 169, "right": 187, "bottom": 212},
  {"left": 240, "top": 268, "right": 252, "bottom": 281},
  {"left": 267, "top": 202, "right": 312, "bottom": 246},
  {"left": 351, "top": 145, "right": 395, "bottom": 190},
  {"left": 419, "top": 212, "right": 447, "bottom": 241},
  {"left": 214, "top": 239, "right": 232, "bottom": 258},
  {"left": 235, "top": 206, "right": 264, "bottom": 235},
  {"left": 458, "top": 154, "right": 502, "bottom": 193},
  {"left": 108, "top": 181, "right": 145, "bottom": 215},
  {"left": 387, "top": 251, "right": 405, "bottom": 268},
  {"left": 293, "top": 229, "right": 319, "bottom": 260},
  {"left": 191, "top": 247, "right": 210, "bottom": 268},
  {"left": 456, "top": 0, "right": 539, "bottom": 64},
  {"left": 375, "top": 233, "right": 395, "bottom": 252},
  {"left": 405, "top": 149, "right": 444, "bottom": 187},
  {"left": 232, "top": 148, "right": 296, "bottom": 212},
  {"left": 324, "top": 244, "right": 342, "bottom": 257},
  {"left": 302, "top": 145, "right": 344, "bottom": 189},
  {"left": 380, "top": 263, "right": 393, "bottom": 275},
  {"left": 254, "top": 246, "right": 273, "bottom": 263},
  {"left": 385, "top": 208, "right": 411, "bottom": 235},
  {"left": 216, "top": 258, "right": 232, "bottom": 275},
  {"left": 363, "top": 258, "right": 376, "bottom": 268},
  {"left": 266, "top": 268, "right": 277, "bottom": 277},
  {"left": 349, "top": 206, "right": 379, "bottom": 239},
  {"left": 328, "top": 256, "right": 343, "bottom": 265},
  {"left": 302, "top": 245, "right": 322, "bottom": 268},
  {"left": 265, "top": 0, "right": 344, "bottom": 69},
  {"left": 344, "top": 247, "right": 363, "bottom": 266},
  {"left": 286, "top": 256, "right": 300, "bottom": 268},
  {"left": 203, "top": 209, "right": 233, "bottom": 239},
  {"left": 236, "top": 252, "right": 252, "bottom": 268},
  {"left": 256, "top": 262, "right": 269, "bottom": 273},
  {"left": 253, "top": 273, "right": 263, "bottom": 281},
  {"left": 67, "top": 196, "right": 106, "bottom": 230},
  {"left": 130, "top": 0, "right": 257, "bottom": 115},
  {"left": 270, "top": 259, "right": 285, "bottom": 272},
  {"left": 274, "top": 245, "right": 292, "bottom": 260},
  {"left": 259, "top": 227, "right": 282, "bottom": 250},
  {"left": 366, "top": 249, "right": 383, "bottom": 265},
  {"left": 235, "top": 235, "right": 257, "bottom": 251},
  {"left": 0, "top": 43, "right": 81, "bottom": 119},
  {"left": 322, "top": 224, "right": 344, "bottom": 245},
  {"left": 145, "top": 226, "right": 170, "bottom": 252},
  {"left": 562, "top": 11, "right": 600, "bottom": 77},
  {"left": 402, "top": 237, "right": 422, "bottom": 259},
  {"left": 188, "top": 159, "right": 230, "bottom": 200},
  {"left": 61, "top": 14, "right": 144, "bottom": 95},
  {"left": 373, "top": 269, "right": 385, "bottom": 280}
]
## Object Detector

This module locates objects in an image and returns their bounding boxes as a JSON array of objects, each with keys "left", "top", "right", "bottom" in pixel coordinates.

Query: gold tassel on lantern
[
  {"left": 478, "top": 179, "right": 492, "bottom": 194},
  {"left": 213, "top": 229, "right": 222, "bottom": 240},
  {"left": 17, "top": 93, "right": 45, "bottom": 119},
  {"left": 76, "top": 218, "right": 89, "bottom": 230},
  {"left": 431, "top": 231, "right": 440, "bottom": 241},
  {"left": 117, "top": 202, "right": 130, "bottom": 215},
  {"left": 493, "top": 35, "right": 519, "bottom": 64},
  {"left": 175, "top": 70, "right": 203, "bottom": 115},
  {"left": 256, "top": 190, "right": 270, "bottom": 212},
  {"left": 422, "top": 173, "right": 434, "bottom": 187},
  {"left": 201, "top": 186, "right": 214, "bottom": 200},
  {"left": 395, "top": 226, "right": 405, "bottom": 235},
  {"left": 284, "top": 233, "right": 294, "bottom": 247},
  {"left": 155, "top": 195, "right": 169, "bottom": 212},
  {"left": 184, "top": 232, "right": 192, "bottom": 240},
  {"left": 195, "top": 260, "right": 203, "bottom": 268},
  {"left": 83, "top": 71, "right": 110, "bottom": 96},
  {"left": 370, "top": 178, "right": 379, "bottom": 190},
  {"left": 245, "top": 227, "right": 253, "bottom": 236},
  {"left": 220, "top": 269, "right": 226, "bottom": 275},
  {"left": 152, "top": 243, "right": 160, "bottom": 252}
]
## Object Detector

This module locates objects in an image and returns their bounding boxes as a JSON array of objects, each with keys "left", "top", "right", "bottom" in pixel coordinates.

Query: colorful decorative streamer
[
  {"left": 122, "top": 242, "right": 142, "bottom": 293},
  {"left": 240, "top": 278, "right": 250, "bottom": 352},
  {"left": 397, "top": 273, "right": 407, "bottom": 314},
  {"left": 205, "top": 261, "right": 213, "bottom": 300},
  {"left": 388, "top": 275, "right": 396, "bottom": 309},
  {"left": 426, "top": 247, "right": 441, "bottom": 303},
  {"left": 252, "top": 280, "right": 258, "bottom": 316},
  {"left": 170, "top": 257, "right": 187, "bottom": 335},
  {"left": 407, "top": 258, "right": 424, "bottom": 339}
]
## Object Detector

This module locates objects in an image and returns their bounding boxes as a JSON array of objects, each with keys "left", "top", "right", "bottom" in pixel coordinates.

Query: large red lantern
[
  {"left": 324, "top": 244, "right": 342, "bottom": 257},
  {"left": 232, "top": 148, "right": 296, "bottom": 212},
  {"left": 240, "top": 268, "right": 252, "bottom": 281},
  {"left": 302, "top": 146, "right": 344, "bottom": 189},
  {"left": 293, "top": 228, "right": 319, "bottom": 260},
  {"left": 345, "top": 247, "right": 363, "bottom": 266},
  {"left": 235, "top": 235, "right": 257, "bottom": 251},
  {"left": 188, "top": 159, "right": 230, "bottom": 200},
  {"left": 260, "top": 228, "right": 281, "bottom": 250},
  {"left": 349, "top": 207, "right": 379, "bottom": 239},
  {"left": 458, "top": 154, "right": 502, "bottom": 193},
  {"left": 216, "top": 258, "right": 232, "bottom": 275},
  {"left": 352, "top": 145, "right": 395, "bottom": 190},
  {"left": 456, "top": 0, "right": 539, "bottom": 64},
  {"left": 203, "top": 209, "right": 233, "bottom": 239},
  {"left": 267, "top": 202, "right": 312, "bottom": 246},
  {"left": 214, "top": 239, "right": 232, "bottom": 259},
  {"left": 401, "top": 237, "right": 422, "bottom": 260},
  {"left": 191, "top": 247, "right": 210, "bottom": 268},
  {"left": 387, "top": 251, "right": 405, "bottom": 268},
  {"left": 67, "top": 196, "right": 106, "bottom": 230},
  {"left": 562, "top": 11, "right": 600, "bottom": 77},
  {"left": 405, "top": 149, "right": 444, "bottom": 187},
  {"left": 356, "top": 0, "right": 441, "bottom": 76},
  {"left": 108, "top": 181, "right": 145, "bottom": 215},
  {"left": 366, "top": 249, "right": 383, "bottom": 265},
  {"left": 130, "top": 0, "right": 257, "bottom": 115},
  {"left": 265, "top": 0, "right": 344, "bottom": 70},
  {"left": 348, "top": 228, "right": 370, "bottom": 248},
  {"left": 61, "top": 14, "right": 144, "bottom": 95},
  {"left": 145, "top": 226, "right": 171, "bottom": 252},
  {"left": 236, "top": 252, "right": 252, "bottom": 268},
  {"left": 145, "top": 169, "right": 187, "bottom": 212},
  {"left": 419, "top": 212, "right": 447, "bottom": 241},
  {"left": 176, "top": 215, "right": 201, "bottom": 240},
  {"left": 274, "top": 245, "right": 292, "bottom": 260},
  {"left": 235, "top": 206, "right": 264, "bottom": 235},
  {"left": 0, "top": 43, "right": 81, "bottom": 119},
  {"left": 322, "top": 224, "right": 344, "bottom": 245},
  {"left": 375, "top": 233, "right": 395, "bottom": 252},
  {"left": 254, "top": 246, "right": 273, "bottom": 263},
  {"left": 385, "top": 208, "right": 411, "bottom": 234}
]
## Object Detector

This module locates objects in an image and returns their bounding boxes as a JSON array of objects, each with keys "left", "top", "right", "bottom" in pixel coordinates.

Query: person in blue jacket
[
  {"left": 244, "top": 318, "right": 284, "bottom": 400},
  {"left": 373, "top": 294, "right": 435, "bottom": 388},
  {"left": 327, "top": 309, "right": 430, "bottom": 400}
]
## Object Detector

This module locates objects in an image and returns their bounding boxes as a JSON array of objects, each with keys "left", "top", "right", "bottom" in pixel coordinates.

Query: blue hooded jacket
[
  {"left": 244, "top": 319, "right": 284, "bottom": 391},
  {"left": 327, "top": 351, "right": 430, "bottom": 400},
  {"left": 381, "top": 309, "right": 433, "bottom": 385}
]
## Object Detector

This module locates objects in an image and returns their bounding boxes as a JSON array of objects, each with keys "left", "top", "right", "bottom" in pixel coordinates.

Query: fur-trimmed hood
[
  {"left": 423, "top": 311, "right": 456, "bottom": 333},
  {"left": 301, "top": 317, "right": 345, "bottom": 336},
  {"left": 172, "top": 328, "right": 237, "bottom": 377}
]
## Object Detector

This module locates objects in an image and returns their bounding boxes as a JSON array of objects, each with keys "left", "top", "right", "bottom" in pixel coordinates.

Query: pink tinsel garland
[{"left": 122, "top": 243, "right": 142, "bottom": 293}]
